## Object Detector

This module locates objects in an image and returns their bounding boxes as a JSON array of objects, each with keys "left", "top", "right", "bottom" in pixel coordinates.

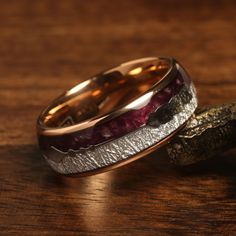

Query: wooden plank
[{"left": 0, "top": 1, "right": 236, "bottom": 235}]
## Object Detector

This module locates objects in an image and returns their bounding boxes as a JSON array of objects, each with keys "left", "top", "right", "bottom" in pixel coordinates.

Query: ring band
[{"left": 37, "top": 57, "right": 198, "bottom": 176}]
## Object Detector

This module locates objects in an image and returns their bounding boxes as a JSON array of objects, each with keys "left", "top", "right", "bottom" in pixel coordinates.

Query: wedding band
[{"left": 37, "top": 57, "right": 198, "bottom": 176}]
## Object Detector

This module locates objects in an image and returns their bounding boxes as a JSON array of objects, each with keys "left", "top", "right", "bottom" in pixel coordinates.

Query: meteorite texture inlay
[
  {"left": 43, "top": 83, "right": 197, "bottom": 175},
  {"left": 44, "top": 84, "right": 197, "bottom": 174}
]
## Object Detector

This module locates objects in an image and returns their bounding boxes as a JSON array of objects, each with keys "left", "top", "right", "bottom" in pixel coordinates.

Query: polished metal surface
[
  {"left": 37, "top": 57, "right": 197, "bottom": 176},
  {"left": 37, "top": 57, "right": 176, "bottom": 135}
]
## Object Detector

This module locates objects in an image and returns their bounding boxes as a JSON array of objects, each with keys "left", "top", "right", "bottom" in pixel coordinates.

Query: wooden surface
[{"left": 0, "top": 1, "right": 236, "bottom": 235}]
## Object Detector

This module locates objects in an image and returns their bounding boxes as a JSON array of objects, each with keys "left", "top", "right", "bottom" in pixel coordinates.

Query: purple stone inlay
[{"left": 39, "top": 71, "right": 188, "bottom": 152}]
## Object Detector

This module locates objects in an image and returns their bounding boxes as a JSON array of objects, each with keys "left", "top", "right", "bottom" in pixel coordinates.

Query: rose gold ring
[{"left": 37, "top": 57, "right": 198, "bottom": 176}]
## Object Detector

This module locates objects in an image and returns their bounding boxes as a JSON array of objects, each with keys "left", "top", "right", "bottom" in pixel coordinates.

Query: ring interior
[{"left": 40, "top": 57, "right": 172, "bottom": 128}]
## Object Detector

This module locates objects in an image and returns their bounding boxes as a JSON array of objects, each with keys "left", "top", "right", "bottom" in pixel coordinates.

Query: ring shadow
[
  {"left": 2, "top": 144, "right": 236, "bottom": 232},
  {"left": 17, "top": 143, "right": 236, "bottom": 199}
]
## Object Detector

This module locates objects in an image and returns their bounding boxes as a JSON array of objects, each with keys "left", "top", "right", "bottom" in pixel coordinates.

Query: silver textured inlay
[{"left": 44, "top": 84, "right": 197, "bottom": 174}]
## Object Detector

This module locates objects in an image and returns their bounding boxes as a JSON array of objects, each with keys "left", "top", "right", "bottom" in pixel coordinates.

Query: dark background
[{"left": 0, "top": 0, "right": 236, "bottom": 235}]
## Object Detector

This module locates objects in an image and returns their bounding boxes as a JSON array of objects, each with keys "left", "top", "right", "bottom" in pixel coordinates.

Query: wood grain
[{"left": 0, "top": 1, "right": 236, "bottom": 235}]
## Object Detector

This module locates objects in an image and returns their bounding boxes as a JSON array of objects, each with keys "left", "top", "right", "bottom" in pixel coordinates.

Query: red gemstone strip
[{"left": 39, "top": 72, "right": 187, "bottom": 152}]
